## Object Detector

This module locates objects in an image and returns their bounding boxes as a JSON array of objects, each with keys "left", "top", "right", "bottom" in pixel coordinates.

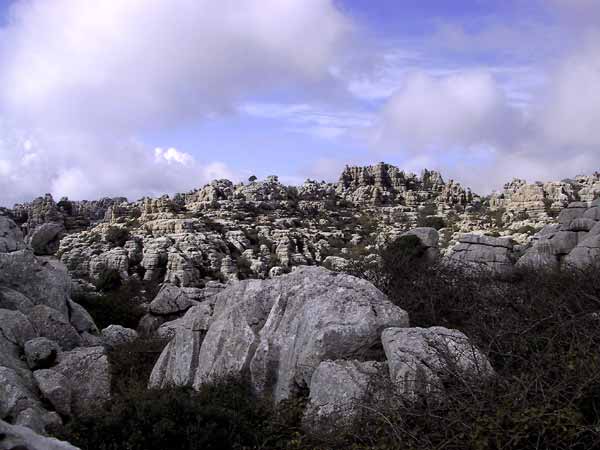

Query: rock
[
  {"left": 67, "top": 300, "right": 98, "bottom": 334},
  {"left": 557, "top": 202, "right": 587, "bottom": 224},
  {"left": 24, "top": 338, "right": 60, "bottom": 370},
  {"left": 101, "top": 325, "right": 138, "bottom": 348},
  {"left": 149, "top": 304, "right": 213, "bottom": 387},
  {"left": 0, "top": 366, "right": 40, "bottom": 421},
  {"left": 447, "top": 234, "right": 515, "bottom": 274},
  {"left": 402, "top": 227, "right": 439, "bottom": 248},
  {"left": 0, "top": 418, "right": 80, "bottom": 450},
  {"left": 0, "top": 216, "right": 25, "bottom": 253},
  {"left": 322, "top": 256, "right": 350, "bottom": 271},
  {"left": 381, "top": 327, "right": 493, "bottom": 397},
  {"left": 53, "top": 346, "right": 111, "bottom": 417},
  {"left": 304, "top": 360, "right": 385, "bottom": 431},
  {"left": 33, "top": 369, "right": 72, "bottom": 417},
  {"left": 0, "top": 287, "right": 35, "bottom": 314},
  {"left": 516, "top": 240, "right": 559, "bottom": 271},
  {"left": 151, "top": 267, "right": 409, "bottom": 403},
  {"left": 28, "top": 305, "right": 82, "bottom": 351},
  {"left": 149, "top": 284, "right": 192, "bottom": 315},
  {"left": 564, "top": 235, "right": 600, "bottom": 268},
  {"left": 28, "top": 223, "right": 65, "bottom": 256}
]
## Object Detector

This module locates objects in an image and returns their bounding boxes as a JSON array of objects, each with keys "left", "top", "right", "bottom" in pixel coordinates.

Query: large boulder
[
  {"left": 149, "top": 283, "right": 192, "bottom": 315},
  {"left": 24, "top": 338, "right": 60, "bottom": 370},
  {"left": 52, "top": 346, "right": 111, "bottom": 417},
  {"left": 0, "top": 419, "right": 80, "bottom": 450},
  {"left": 0, "top": 216, "right": 25, "bottom": 253},
  {"left": 303, "top": 359, "right": 385, "bottom": 431},
  {"left": 382, "top": 327, "right": 493, "bottom": 397},
  {"left": 150, "top": 267, "right": 409, "bottom": 403},
  {"left": 33, "top": 369, "right": 72, "bottom": 417},
  {"left": 101, "top": 325, "right": 138, "bottom": 348},
  {"left": 402, "top": 227, "right": 440, "bottom": 261},
  {"left": 447, "top": 234, "right": 515, "bottom": 274},
  {"left": 27, "top": 305, "right": 82, "bottom": 351},
  {"left": 28, "top": 223, "right": 65, "bottom": 256}
]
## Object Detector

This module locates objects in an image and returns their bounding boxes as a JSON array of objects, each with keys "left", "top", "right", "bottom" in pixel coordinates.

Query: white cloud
[{"left": 0, "top": 0, "right": 352, "bottom": 206}]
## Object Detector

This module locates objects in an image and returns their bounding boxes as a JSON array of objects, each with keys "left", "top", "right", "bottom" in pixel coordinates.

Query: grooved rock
[
  {"left": 150, "top": 267, "right": 409, "bottom": 403},
  {"left": 447, "top": 234, "right": 515, "bottom": 274},
  {"left": 382, "top": 327, "right": 493, "bottom": 397}
]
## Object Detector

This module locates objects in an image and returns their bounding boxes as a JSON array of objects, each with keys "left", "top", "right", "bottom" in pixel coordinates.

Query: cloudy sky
[{"left": 0, "top": 0, "right": 599, "bottom": 206}]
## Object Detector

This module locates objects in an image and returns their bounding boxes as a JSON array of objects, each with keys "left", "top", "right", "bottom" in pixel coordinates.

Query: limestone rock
[
  {"left": 304, "top": 360, "right": 385, "bottom": 431},
  {"left": 101, "top": 325, "right": 138, "bottom": 348},
  {"left": 24, "top": 338, "right": 60, "bottom": 370},
  {"left": 447, "top": 234, "right": 515, "bottom": 274},
  {"left": 382, "top": 327, "right": 493, "bottom": 397},
  {"left": 149, "top": 284, "right": 192, "bottom": 315},
  {"left": 28, "top": 305, "right": 82, "bottom": 351},
  {"left": 0, "top": 216, "right": 25, "bottom": 253},
  {"left": 28, "top": 223, "right": 65, "bottom": 256},
  {"left": 0, "top": 418, "right": 80, "bottom": 450},
  {"left": 150, "top": 267, "right": 409, "bottom": 404},
  {"left": 53, "top": 346, "right": 111, "bottom": 417},
  {"left": 33, "top": 369, "right": 72, "bottom": 417}
]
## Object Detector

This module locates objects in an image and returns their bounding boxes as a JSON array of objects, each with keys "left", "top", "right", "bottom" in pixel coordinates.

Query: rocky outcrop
[
  {"left": 382, "top": 327, "right": 494, "bottom": 397},
  {"left": 447, "top": 234, "right": 515, "bottom": 274},
  {"left": 517, "top": 199, "right": 600, "bottom": 270},
  {"left": 28, "top": 223, "right": 65, "bottom": 255},
  {"left": 0, "top": 216, "right": 25, "bottom": 253},
  {"left": 150, "top": 266, "right": 409, "bottom": 402}
]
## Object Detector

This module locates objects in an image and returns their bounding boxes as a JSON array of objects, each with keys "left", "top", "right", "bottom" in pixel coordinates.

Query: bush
[
  {"left": 105, "top": 226, "right": 130, "bottom": 247},
  {"left": 94, "top": 268, "right": 122, "bottom": 292},
  {"left": 59, "top": 376, "right": 309, "bottom": 450},
  {"left": 73, "top": 278, "right": 154, "bottom": 329},
  {"left": 416, "top": 215, "right": 446, "bottom": 230}
]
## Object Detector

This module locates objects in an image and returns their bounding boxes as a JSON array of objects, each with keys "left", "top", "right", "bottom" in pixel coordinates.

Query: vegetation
[
  {"left": 105, "top": 226, "right": 130, "bottom": 247},
  {"left": 63, "top": 235, "right": 600, "bottom": 449}
]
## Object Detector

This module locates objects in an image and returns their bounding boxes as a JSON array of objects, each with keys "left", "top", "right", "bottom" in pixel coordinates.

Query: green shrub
[
  {"left": 94, "top": 268, "right": 122, "bottom": 292},
  {"left": 416, "top": 215, "right": 446, "bottom": 230},
  {"left": 105, "top": 226, "right": 130, "bottom": 247}
]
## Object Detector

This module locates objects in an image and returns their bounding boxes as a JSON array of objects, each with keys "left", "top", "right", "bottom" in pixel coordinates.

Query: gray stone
[
  {"left": 557, "top": 204, "right": 586, "bottom": 224},
  {"left": 33, "top": 369, "right": 72, "bottom": 417},
  {"left": 0, "top": 366, "right": 40, "bottom": 421},
  {"left": 568, "top": 218, "right": 598, "bottom": 232},
  {"left": 0, "top": 287, "right": 35, "bottom": 314},
  {"left": 402, "top": 227, "right": 439, "bottom": 248},
  {"left": 448, "top": 234, "right": 515, "bottom": 274},
  {"left": 0, "top": 216, "right": 25, "bottom": 253},
  {"left": 28, "top": 305, "right": 82, "bottom": 351},
  {"left": 67, "top": 300, "right": 98, "bottom": 334},
  {"left": 53, "top": 346, "right": 111, "bottom": 417},
  {"left": 564, "top": 235, "right": 600, "bottom": 268},
  {"left": 151, "top": 267, "right": 409, "bottom": 403},
  {"left": 149, "top": 284, "right": 192, "bottom": 315},
  {"left": 382, "top": 327, "right": 493, "bottom": 397},
  {"left": 304, "top": 360, "right": 385, "bottom": 431},
  {"left": 24, "top": 338, "right": 60, "bottom": 370},
  {"left": 28, "top": 223, "right": 65, "bottom": 256},
  {"left": 0, "top": 418, "right": 80, "bottom": 450},
  {"left": 101, "top": 325, "right": 138, "bottom": 348}
]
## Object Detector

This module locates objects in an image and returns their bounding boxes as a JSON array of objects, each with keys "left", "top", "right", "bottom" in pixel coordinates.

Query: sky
[{"left": 0, "top": 0, "right": 599, "bottom": 206}]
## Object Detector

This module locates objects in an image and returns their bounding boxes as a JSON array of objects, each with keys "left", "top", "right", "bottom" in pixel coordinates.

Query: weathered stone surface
[
  {"left": 28, "top": 305, "right": 82, "bottom": 351},
  {"left": 53, "top": 346, "right": 110, "bottom": 417},
  {"left": 402, "top": 227, "right": 439, "bottom": 248},
  {"left": 149, "top": 284, "right": 192, "bottom": 315},
  {"left": 28, "top": 223, "right": 65, "bottom": 256},
  {"left": 0, "top": 216, "right": 25, "bottom": 253},
  {"left": 382, "top": 327, "right": 493, "bottom": 397},
  {"left": 67, "top": 300, "right": 98, "bottom": 334},
  {"left": 24, "top": 338, "right": 60, "bottom": 370},
  {"left": 155, "top": 303, "right": 212, "bottom": 340},
  {"left": 33, "top": 369, "right": 72, "bottom": 417},
  {"left": 448, "top": 234, "right": 515, "bottom": 273},
  {"left": 101, "top": 325, "right": 138, "bottom": 348},
  {"left": 0, "top": 418, "right": 80, "bottom": 450},
  {"left": 564, "top": 235, "right": 600, "bottom": 268},
  {"left": 151, "top": 267, "right": 409, "bottom": 403},
  {"left": 304, "top": 360, "right": 385, "bottom": 430},
  {"left": 0, "top": 366, "right": 40, "bottom": 421}
]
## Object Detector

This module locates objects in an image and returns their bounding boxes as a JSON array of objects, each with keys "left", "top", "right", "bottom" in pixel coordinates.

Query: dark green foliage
[
  {"left": 72, "top": 278, "right": 154, "bottom": 329},
  {"left": 94, "top": 268, "right": 122, "bottom": 292},
  {"left": 105, "top": 226, "right": 130, "bottom": 247},
  {"left": 416, "top": 215, "right": 446, "bottom": 230},
  {"left": 236, "top": 256, "right": 253, "bottom": 279},
  {"left": 59, "top": 377, "right": 309, "bottom": 450}
]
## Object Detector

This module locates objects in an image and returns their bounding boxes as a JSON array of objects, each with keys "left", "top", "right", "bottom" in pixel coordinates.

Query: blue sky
[{"left": 0, "top": 0, "right": 599, "bottom": 205}]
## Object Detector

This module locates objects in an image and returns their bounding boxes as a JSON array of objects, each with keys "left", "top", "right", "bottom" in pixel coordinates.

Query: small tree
[{"left": 105, "top": 226, "right": 130, "bottom": 247}]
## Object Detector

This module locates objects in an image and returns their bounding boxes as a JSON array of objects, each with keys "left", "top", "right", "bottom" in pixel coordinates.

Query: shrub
[
  {"left": 73, "top": 278, "right": 153, "bottom": 329},
  {"left": 416, "top": 215, "right": 446, "bottom": 230},
  {"left": 94, "top": 268, "right": 122, "bottom": 292},
  {"left": 105, "top": 226, "right": 130, "bottom": 247}
]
